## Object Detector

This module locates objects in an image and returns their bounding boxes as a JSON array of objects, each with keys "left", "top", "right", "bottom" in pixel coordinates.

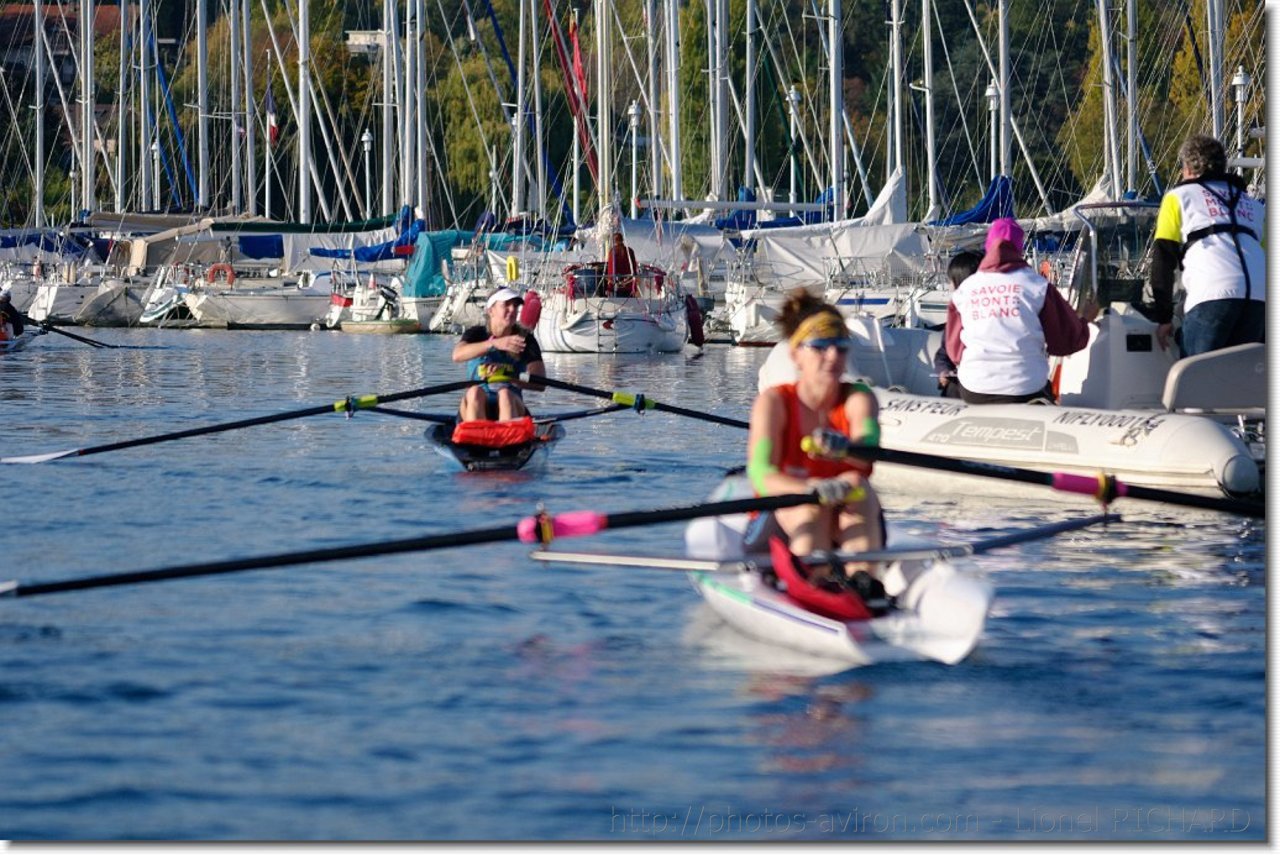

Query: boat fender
[
  {"left": 768, "top": 537, "right": 874, "bottom": 621},
  {"left": 519, "top": 290, "right": 542, "bottom": 328},
  {"left": 451, "top": 416, "right": 537, "bottom": 447},
  {"left": 207, "top": 263, "right": 237, "bottom": 285},
  {"left": 684, "top": 293, "right": 705, "bottom": 347},
  {"left": 506, "top": 256, "right": 520, "bottom": 282}
]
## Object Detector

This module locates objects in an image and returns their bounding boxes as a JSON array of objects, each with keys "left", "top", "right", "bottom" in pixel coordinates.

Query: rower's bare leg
[
  {"left": 459, "top": 386, "right": 487, "bottom": 422},
  {"left": 496, "top": 387, "right": 527, "bottom": 421},
  {"left": 775, "top": 505, "right": 836, "bottom": 569},
  {"left": 837, "top": 491, "right": 884, "bottom": 576}
]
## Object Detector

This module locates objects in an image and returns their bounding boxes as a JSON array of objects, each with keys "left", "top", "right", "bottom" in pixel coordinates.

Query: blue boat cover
[
  {"left": 238, "top": 234, "right": 285, "bottom": 259},
  {"left": 930, "top": 176, "right": 1014, "bottom": 226},
  {"left": 402, "top": 230, "right": 474, "bottom": 298}
]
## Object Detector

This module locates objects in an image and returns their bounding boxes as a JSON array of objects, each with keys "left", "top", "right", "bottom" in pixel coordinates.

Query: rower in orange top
[{"left": 746, "top": 289, "right": 884, "bottom": 567}]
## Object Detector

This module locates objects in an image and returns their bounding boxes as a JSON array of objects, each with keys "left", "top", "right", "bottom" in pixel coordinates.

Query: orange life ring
[{"left": 207, "top": 263, "right": 237, "bottom": 285}]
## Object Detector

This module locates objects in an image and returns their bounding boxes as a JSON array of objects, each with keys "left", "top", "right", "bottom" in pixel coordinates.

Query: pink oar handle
[
  {"left": 1052, "top": 472, "right": 1129, "bottom": 499},
  {"left": 517, "top": 511, "right": 609, "bottom": 543}
]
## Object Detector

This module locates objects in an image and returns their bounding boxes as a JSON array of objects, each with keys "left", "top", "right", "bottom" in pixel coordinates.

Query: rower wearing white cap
[{"left": 451, "top": 287, "right": 546, "bottom": 422}]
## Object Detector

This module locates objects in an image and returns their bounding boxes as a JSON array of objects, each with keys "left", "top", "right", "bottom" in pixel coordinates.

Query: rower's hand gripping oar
[
  {"left": 802, "top": 431, "right": 1265, "bottom": 519},
  {"left": 0, "top": 492, "right": 824, "bottom": 599},
  {"left": 519, "top": 373, "right": 749, "bottom": 429},
  {"left": 0, "top": 380, "right": 478, "bottom": 464}
]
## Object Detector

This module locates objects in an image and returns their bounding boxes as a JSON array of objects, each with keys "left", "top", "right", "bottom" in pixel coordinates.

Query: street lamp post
[
  {"left": 628, "top": 100, "right": 641, "bottom": 219},
  {"left": 361, "top": 129, "right": 374, "bottom": 218},
  {"left": 985, "top": 81, "right": 999, "bottom": 182},
  {"left": 1231, "top": 66, "right": 1250, "bottom": 171}
]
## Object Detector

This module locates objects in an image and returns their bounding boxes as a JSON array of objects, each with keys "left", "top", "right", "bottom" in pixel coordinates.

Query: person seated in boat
[
  {"left": 1145, "top": 133, "right": 1265, "bottom": 357},
  {"left": 747, "top": 289, "right": 885, "bottom": 586},
  {"left": 944, "top": 217, "right": 1098, "bottom": 404},
  {"left": 452, "top": 287, "right": 545, "bottom": 422},
  {"left": 605, "top": 232, "right": 638, "bottom": 298},
  {"left": 933, "top": 250, "right": 982, "bottom": 399},
  {"left": 0, "top": 291, "right": 24, "bottom": 341}
]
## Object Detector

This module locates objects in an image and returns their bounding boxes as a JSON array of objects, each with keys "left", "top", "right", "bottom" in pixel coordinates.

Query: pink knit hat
[{"left": 985, "top": 217, "right": 1025, "bottom": 253}]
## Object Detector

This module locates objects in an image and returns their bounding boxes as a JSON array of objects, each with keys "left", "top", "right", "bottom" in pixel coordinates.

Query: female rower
[
  {"left": 747, "top": 289, "right": 884, "bottom": 573},
  {"left": 452, "top": 287, "right": 545, "bottom": 422}
]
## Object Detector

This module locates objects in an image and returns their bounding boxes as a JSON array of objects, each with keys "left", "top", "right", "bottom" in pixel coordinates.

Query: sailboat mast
[
  {"left": 230, "top": 0, "right": 243, "bottom": 211},
  {"left": 115, "top": 0, "right": 126, "bottom": 212},
  {"left": 921, "top": 0, "right": 937, "bottom": 221},
  {"left": 381, "top": 0, "right": 394, "bottom": 215},
  {"left": 415, "top": 0, "right": 428, "bottom": 216},
  {"left": 197, "top": 0, "right": 208, "bottom": 209},
  {"left": 34, "top": 0, "right": 45, "bottom": 224},
  {"left": 828, "top": 0, "right": 844, "bottom": 220},
  {"left": 743, "top": 0, "right": 756, "bottom": 196},
  {"left": 1096, "top": 0, "right": 1121, "bottom": 198},
  {"left": 1206, "top": 0, "right": 1224, "bottom": 137},
  {"left": 80, "top": 0, "right": 95, "bottom": 214},
  {"left": 645, "top": 0, "right": 661, "bottom": 204},
  {"left": 889, "top": 0, "right": 902, "bottom": 178},
  {"left": 664, "top": 0, "right": 681, "bottom": 210},
  {"left": 298, "top": 0, "right": 311, "bottom": 223},
  {"left": 997, "top": 0, "right": 1010, "bottom": 178},
  {"left": 242, "top": 0, "right": 256, "bottom": 215},
  {"left": 1125, "top": 0, "right": 1136, "bottom": 193},
  {"left": 596, "top": 0, "right": 612, "bottom": 212},
  {"left": 513, "top": 0, "right": 527, "bottom": 215}
]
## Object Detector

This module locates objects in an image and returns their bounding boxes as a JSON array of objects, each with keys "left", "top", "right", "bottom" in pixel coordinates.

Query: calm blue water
[{"left": 0, "top": 329, "right": 1265, "bottom": 841}]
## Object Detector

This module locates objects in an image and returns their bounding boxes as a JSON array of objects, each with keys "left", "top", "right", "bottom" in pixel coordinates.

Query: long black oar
[
  {"left": 529, "top": 513, "right": 1119, "bottom": 572},
  {"left": 22, "top": 314, "right": 117, "bottom": 349},
  {"left": 0, "top": 492, "right": 823, "bottom": 599},
  {"left": 368, "top": 403, "right": 628, "bottom": 425},
  {"left": 520, "top": 373, "right": 749, "bottom": 429},
  {"left": 0, "top": 380, "right": 477, "bottom": 464},
  {"left": 524, "top": 374, "right": 1257, "bottom": 517},
  {"left": 802, "top": 437, "right": 1265, "bottom": 519}
]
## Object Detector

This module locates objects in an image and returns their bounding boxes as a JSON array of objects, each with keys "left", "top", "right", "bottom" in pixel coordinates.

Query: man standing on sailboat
[
  {"left": 452, "top": 287, "right": 546, "bottom": 422},
  {"left": 1147, "top": 134, "right": 1265, "bottom": 357}
]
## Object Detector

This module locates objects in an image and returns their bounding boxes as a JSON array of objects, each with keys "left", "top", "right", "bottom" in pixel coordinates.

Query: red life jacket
[{"left": 451, "top": 416, "right": 537, "bottom": 447}]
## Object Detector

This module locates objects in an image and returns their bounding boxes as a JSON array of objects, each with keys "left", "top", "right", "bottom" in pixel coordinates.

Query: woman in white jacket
[{"left": 944, "top": 218, "right": 1097, "bottom": 404}]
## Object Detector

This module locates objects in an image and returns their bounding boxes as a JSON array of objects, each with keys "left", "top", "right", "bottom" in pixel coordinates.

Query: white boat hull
[
  {"left": 27, "top": 281, "right": 90, "bottom": 324},
  {"left": 683, "top": 476, "right": 993, "bottom": 666},
  {"left": 185, "top": 287, "right": 331, "bottom": 329},
  {"left": 721, "top": 279, "right": 786, "bottom": 346},
  {"left": 874, "top": 389, "right": 1260, "bottom": 497},
  {"left": 535, "top": 292, "right": 688, "bottom": 353},
  {"left": 756, "top": 307, "right": 1264, "bottom": 499},
  {"left": 73, "top": 280, "right": 147, "bottom": 327}
]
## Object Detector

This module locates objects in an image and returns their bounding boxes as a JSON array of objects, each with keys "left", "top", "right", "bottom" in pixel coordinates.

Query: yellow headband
[{"left": 789, "top": 312, "right": 847, "bottom": 348}]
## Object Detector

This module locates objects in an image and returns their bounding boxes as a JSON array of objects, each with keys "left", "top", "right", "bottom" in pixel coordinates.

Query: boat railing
[{"left": 562, "top": 262, "right": 673, "bottom": 301}]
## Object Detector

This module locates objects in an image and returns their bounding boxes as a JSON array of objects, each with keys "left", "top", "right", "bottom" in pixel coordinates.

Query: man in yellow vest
[{"left": 1147, "top": 134, "right": 1265, "bottom": 357}]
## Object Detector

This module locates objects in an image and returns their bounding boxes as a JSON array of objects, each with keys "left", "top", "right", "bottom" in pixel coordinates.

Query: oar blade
[
  {"left": 0, "top": 448, "right": 81, "bottom": 464},
  {"left": 529, "top": 549, "right": 751, "bottom": 572}
]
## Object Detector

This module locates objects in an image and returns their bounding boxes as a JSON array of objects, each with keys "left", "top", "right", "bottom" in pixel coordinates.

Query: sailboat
[{"left": 531, "top": 0, "right": 689, "bottom": 354}]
